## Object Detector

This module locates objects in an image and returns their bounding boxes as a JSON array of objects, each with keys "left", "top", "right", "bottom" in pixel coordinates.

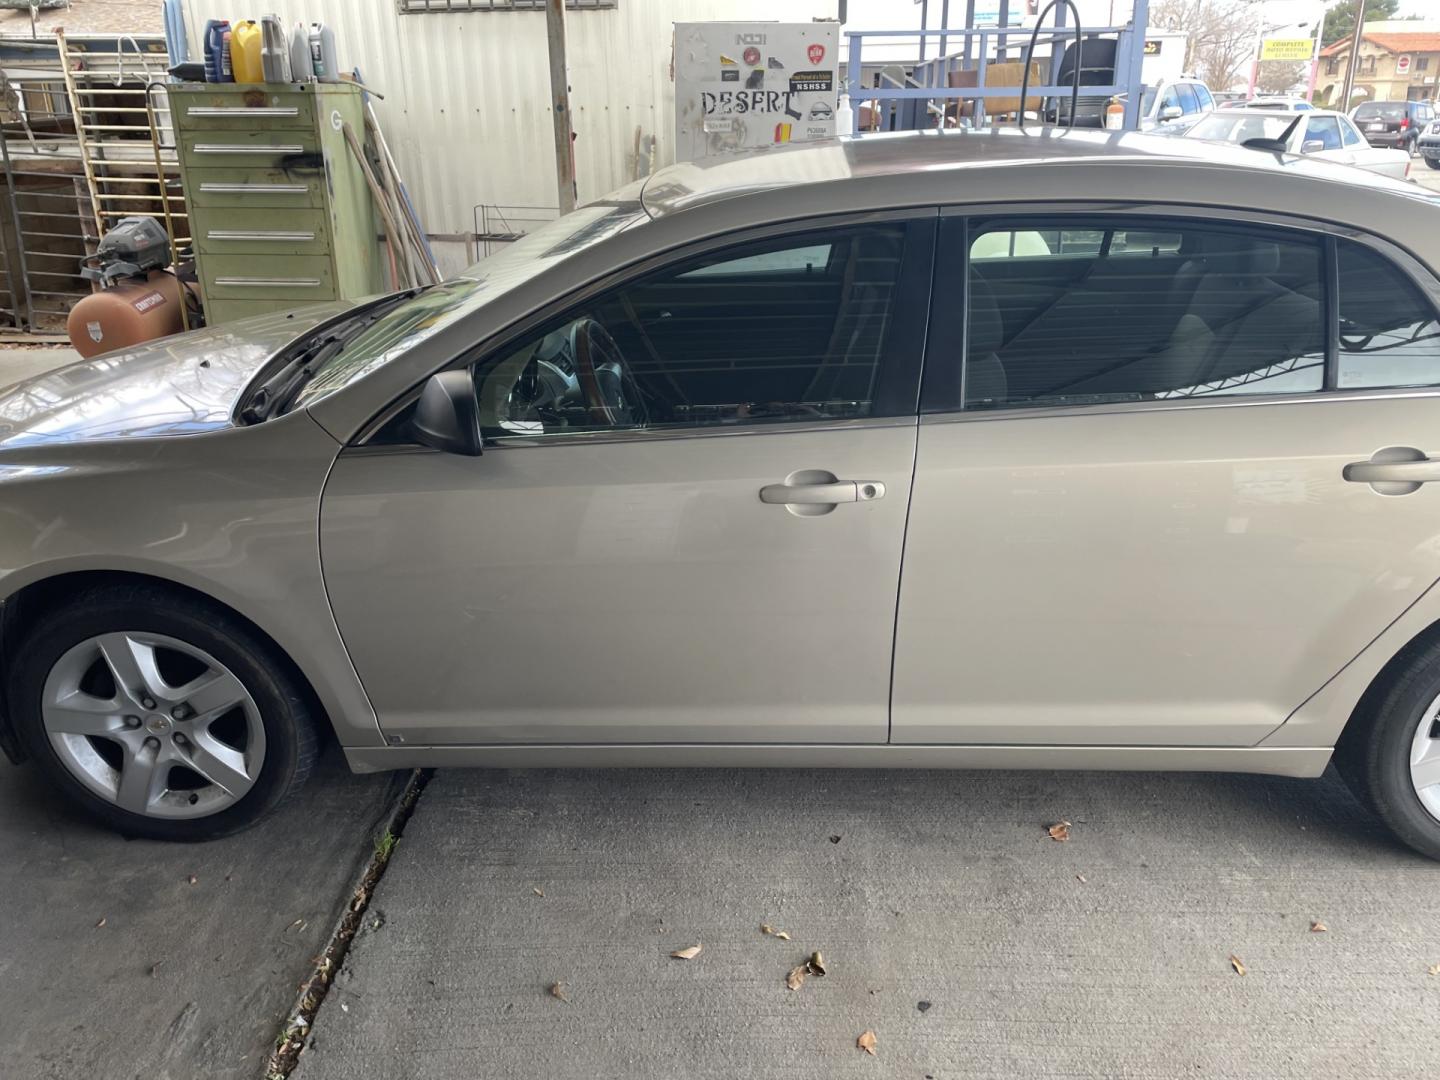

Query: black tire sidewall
[{"left": 11, "top": 592, "right": 310, "bottom": 841}]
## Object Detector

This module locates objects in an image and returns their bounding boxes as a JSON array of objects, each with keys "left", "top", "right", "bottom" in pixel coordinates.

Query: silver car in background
[
  {"left": 1183, "top": 107, "right": 1412, "bottom": 180},
  {"left": 3, "top": 129, "right": 1440, "bottom": 862}
]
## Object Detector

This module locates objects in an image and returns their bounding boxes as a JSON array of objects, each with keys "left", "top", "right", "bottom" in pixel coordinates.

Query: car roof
[{"left": 638, "top": 127, "right": 1424, "bottom": 220}]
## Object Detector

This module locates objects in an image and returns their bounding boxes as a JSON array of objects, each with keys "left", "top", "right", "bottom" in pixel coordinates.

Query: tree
[
  {"left": 1321, "top": 0, "right": 1399, "bottom": 48},
  {"left": 1151, "top": 0, "right": 1258, "bottom": 92},
  {"left": 1256, "top": 60, "right": 1305, "bottom": 95}
]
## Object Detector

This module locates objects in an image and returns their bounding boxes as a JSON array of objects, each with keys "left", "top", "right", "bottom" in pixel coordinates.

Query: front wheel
[
  {"left": 1336, "top": 639, "right": 1440, "bottom": 861},
  {"left": 1425, "top": 155, "right": 1440, "bottom": 171},
  {"left": 9, "top": 583, "right": 319, "bottom": 841}
]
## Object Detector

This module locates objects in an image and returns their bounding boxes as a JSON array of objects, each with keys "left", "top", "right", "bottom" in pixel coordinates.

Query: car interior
[{"left": 964, "top": 225, "right": 1326, "bottom": 407}]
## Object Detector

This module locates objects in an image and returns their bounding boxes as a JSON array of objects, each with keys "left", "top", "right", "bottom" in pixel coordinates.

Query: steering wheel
[{"left": 569, "top": 318, "right": 648, "bottom": 428}]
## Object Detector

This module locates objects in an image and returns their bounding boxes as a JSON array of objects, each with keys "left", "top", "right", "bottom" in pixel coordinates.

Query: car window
[
  {"left": 959, "top": 220, "right": 1325, "bottom": 409},
  {"left": 1176, "top": 83, "right": 1200, "bottom": 114},
  {"left": 471, "top": 223, "right": 909, "bottom": 437},
  {"left": 1336, "top": 242, "right": 1440, "bottom": 390},
  {"left": 1188, "top": 112, "right": 1291, "bottom": 143},
  {"left": 1160, "top": 85, "right": 1181, "bottom": 115},
  {"left": 1305, "top": 115, "right": 1343, "bottom": 151},
  {"left": 1355, "top": 102, "right": 1403, "bottom": 121},
  {"left": 1195, "top": 84, "right": 1215, "bottom": 110},
  {"left": 1339, "top": 116, "right": 1365, "bottom": 146}
]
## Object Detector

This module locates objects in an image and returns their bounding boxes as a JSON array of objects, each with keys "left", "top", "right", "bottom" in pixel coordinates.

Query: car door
[
  {"left": 319, "top": 215, "right": 934, "bottom": 745},
  {"left": 892, "top": 211, "right": 1440, "bottom": 747},
  {"left": 1335, "top": 114, "right": 1410, "bottom": 179}
]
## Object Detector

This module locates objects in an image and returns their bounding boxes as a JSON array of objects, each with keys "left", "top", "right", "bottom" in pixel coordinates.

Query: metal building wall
[{"left": 182, "top": 1, "right": 836, "bottom": 245}]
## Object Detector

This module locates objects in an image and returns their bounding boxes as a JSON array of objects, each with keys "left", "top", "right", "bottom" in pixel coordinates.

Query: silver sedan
[{"left": 4, "top": 129, "right": 1440, "bottom": 860}]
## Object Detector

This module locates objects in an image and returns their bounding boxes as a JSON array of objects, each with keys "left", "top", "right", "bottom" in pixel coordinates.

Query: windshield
[
  {"left": 1187, "top": 112, "right": 1293, "bottom": 144},
  {"left": 289, "top": 194, "right": 647, "bottom": 410}
]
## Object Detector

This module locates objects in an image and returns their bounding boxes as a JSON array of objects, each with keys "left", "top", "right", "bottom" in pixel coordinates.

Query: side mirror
[
  {"left": 1160, "top": 105, "right": 1183, "bottom": 121},
  {"left": 412, "top": 370, "right": 483, "bottom": 456},
  {"left": 1300, "top": 138, "right": 1325, "bottom": 154}
]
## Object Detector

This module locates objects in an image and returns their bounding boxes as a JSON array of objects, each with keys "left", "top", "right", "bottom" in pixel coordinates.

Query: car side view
[{"left": 3, "top": 129, "right": 1440, "bottom": 860}]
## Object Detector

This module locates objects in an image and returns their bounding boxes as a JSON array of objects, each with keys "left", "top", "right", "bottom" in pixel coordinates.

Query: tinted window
[
  {"left": 473, "top": 224, "right": 908, "bottom": 437},
  {"left": 962, "top": 221, "right": 1325, "bottom": 409},
  {"left": 1336, "top": 242, "right": 1440, "bottom": 390},
  {"left": 1176, "top": 83, "right": 1200, "bottom": 114},
  {"left": 1355, "top": 102, "right": 1403, "bottom": 121},
  {"left": 1305, "top": 115, "right": 1343, "bottom": 150},
  {"left": 1195, "top": 84, "right": 1215, "bottom": 110}
]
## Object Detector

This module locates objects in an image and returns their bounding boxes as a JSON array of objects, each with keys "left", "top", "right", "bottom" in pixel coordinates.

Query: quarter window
[
  {"left": 1336, "top": 241, "right": 1440, "bottom": 390},
  {"left": 960, "top": 220, "right": 1325, "bottom": 409},
  {"left": 472, "top": 224, "right": 909, "bottom": 437},
  {"left": 1339, "top": 117, "right": 1365, "bottom": 146}
]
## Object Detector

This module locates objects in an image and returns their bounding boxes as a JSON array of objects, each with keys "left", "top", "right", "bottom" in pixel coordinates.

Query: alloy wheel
[
  {"left": 41, "top": 632, "right": 265, "bottom": 819},
  {"left": 1410, "top": 691, "right": 1440, "bottom": 824}
]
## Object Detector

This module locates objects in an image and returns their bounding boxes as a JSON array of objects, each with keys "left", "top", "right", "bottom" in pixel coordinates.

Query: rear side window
[
  {"left": 1336, "top": 242, "right": 1440, "bottom": 390},
  {"left": 957, "top": 219, "right": 1325, "bottom": 409},
  {"left": 1195, "top": 84, "right": 1214, "bottom": 110},
  {"left": 1176, "top": 83, "right": 1200, "bottom": 114},
  {"left": 1305, "top": 116, "right": 1342, "bottom": 150}
]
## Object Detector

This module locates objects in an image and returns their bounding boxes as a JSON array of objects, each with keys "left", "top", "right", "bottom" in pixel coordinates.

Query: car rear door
[
  {"left": 320, "top": 214, "right": 934, "bottom": 746},
  {"left": 891, "top": 210, "right": 1440, "bottom": 747}
]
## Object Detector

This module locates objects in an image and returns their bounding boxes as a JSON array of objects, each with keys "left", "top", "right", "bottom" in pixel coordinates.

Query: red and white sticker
[
  {"left": 807, "top": 43, "right": 825, "bottom": 66},
  {"left": 131, "top": 290, "right": 167, "bottom": 313},
  {"left": 743, "top": 46, "right": 761, "bottom": 66}
]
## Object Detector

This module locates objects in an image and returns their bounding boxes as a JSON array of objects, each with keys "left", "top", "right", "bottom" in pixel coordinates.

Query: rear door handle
[
  {"left": 759, "top": 480, "right": 886, "bottom": 505},
  {"left": 1344, "top": 448, "right": 1440, "bottom": 494}
]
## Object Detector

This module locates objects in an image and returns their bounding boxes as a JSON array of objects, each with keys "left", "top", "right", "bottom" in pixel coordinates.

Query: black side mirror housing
[{"left": 412, "top": 370, "right": 483, "bottom": 456}]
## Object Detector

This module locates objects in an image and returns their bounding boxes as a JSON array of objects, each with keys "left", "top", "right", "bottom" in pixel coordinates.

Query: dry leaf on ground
[
  {"left": 95, "top": 917, "right": 106, "bottom": 928},
  {"left": 760, "top": 923, "right": 791, "bottom": 941},
  {"left": 187, "top": 874, "right": 198, "bottom": 886},
  {"left": 670, "top": 944, "right": 702, "bottom": 960},
  {"left": 1229, "top": 954, "right": 1247, "bottom": 976},
  {"left": 548, "top": 982, "right": 569, "bottom": 1002},
  {"left": 829, "top": 835, "right": 842, "bottom": 844},
  {"left": 1428, "top": 964, "right": 1440, "bottom": 976},
  {"left": 1047, "top": 821, "right": 1071, "bottom": 842},
  {"left": 533, "top": 887, "right": 544, "bottom": 897},
  {"left": 786, "top": 965, "right": 807, "bottom": 991},
  {"left": 1075, "top": 874, "right": 1087, "bottom": 884},
  {"left": 857, "top": 1030, "right": 877, "bottom": 1056},
  {"left": 1310, "top": 920, "right": 1328, "bottom": 933},
  {"left": 807, "top": 951, "right": 828, "bottom": 976}
]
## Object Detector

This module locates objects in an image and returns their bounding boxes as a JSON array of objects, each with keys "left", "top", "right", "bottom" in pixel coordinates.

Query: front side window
[
  {"left": 959, "top": 219, "right": 1325, "bottom": 409},
  {"left": 1336, "top": 241, "right": 1440, "bottom": 389},
  {"left": 1305, "top": 115, "right": 1343, "bottom": 150},
  {"left": 1195, "top": 84, "right": 1215, "bottom": 110},
  {"left": 472, "top": 224, "right": 910, "bottom": 438},
  {"left": 1175, "top": 83, "right": 1200, "bottom": 114}
]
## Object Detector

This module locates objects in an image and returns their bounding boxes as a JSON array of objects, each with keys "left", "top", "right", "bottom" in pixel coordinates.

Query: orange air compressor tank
[{"left": 67, "top": 271, "right": 198, "bottom": 359}]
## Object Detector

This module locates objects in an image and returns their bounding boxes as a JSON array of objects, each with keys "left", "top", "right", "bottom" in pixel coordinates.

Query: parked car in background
[
  {"left": 1139, "top": 75, "right": 1216, "bottom": 130},
  {"left": 1184, "top": 107, "right": 1411, "bottom": 180},
  {"left": 1351, "top": 100, "right": 1434, "bottom": 154},
  {"left": 1144, "top": 112, "right": 1207, "bottom": 138},
  {"left": 1420, "top": 117, "right": 1440, "bottom": 170}
]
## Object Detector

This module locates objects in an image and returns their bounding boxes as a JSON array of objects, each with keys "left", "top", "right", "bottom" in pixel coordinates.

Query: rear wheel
[
  {"left": 9, "top": 584, "right": 319, "bottom": 841},
  {"left": 1336, "top": 639, "right": 1440, "bottom": 861},
  {"left": 1425, "top": 155, "right": 1440, "bottom": 170}
]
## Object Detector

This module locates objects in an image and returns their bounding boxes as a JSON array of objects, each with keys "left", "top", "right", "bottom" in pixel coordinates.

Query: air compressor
[{"left": 67, "top": 217, "right": 201, "bottom": 359}]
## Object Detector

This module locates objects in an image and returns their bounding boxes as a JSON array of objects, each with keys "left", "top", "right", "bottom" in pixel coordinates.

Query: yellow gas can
[{"left": 230, "top": 20, "right": 264, "bottom": 84}]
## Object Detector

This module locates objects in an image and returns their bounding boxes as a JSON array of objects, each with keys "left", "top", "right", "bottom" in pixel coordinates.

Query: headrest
[
  {"left": 968, "top": 271, "right": 1004, "bottom": 354},
  {"left": 1200, "top": 236, "right": 1280, "bottom": 277}
]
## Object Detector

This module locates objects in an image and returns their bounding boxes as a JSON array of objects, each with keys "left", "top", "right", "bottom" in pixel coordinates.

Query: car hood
[{"left": 0, "top": 302, "right": 355, "bottom": 449}]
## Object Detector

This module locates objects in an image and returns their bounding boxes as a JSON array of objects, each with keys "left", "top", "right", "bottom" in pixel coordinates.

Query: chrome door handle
[
  {"left": 1343, "top": 460, "right": 1440, "bottom": 484},
  {"left": 759, "top": 480, "right": 886, "bottom": 505}
]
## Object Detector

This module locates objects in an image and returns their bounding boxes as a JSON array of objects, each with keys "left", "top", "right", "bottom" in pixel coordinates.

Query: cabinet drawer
[
  {"left": 175, "top": 86, "right": 316, "bottom": 130},
  {"left": 187, "top": 167, "right": 326, "bottom": 209},
  {"left": 192, "top": 206, "right": 332, "bottom": 255},
  {"left": 181, "top": 130, "right": 320, "bottom": 169},
  {"left": 202, "top": 254, "right": 335, "bottom": 300}
]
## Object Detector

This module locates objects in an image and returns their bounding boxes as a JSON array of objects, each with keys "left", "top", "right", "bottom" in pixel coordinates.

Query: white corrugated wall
[{"left": 182, "top": 1, "right": 837, "bottom": 243}]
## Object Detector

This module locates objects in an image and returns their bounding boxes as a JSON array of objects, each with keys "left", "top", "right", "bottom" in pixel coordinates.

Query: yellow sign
[{"left": 1261, "top": 38, "right": 1313, "bottom": 61}]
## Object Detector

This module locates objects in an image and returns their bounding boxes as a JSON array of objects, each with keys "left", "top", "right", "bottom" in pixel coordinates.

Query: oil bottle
[{"left": 230, "top": 20, "right": 264, "bottom": 84}]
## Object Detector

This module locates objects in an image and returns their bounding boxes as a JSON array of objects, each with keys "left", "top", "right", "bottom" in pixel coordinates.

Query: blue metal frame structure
[{"left": 846, "top": 0, "right": 1150, "bottom": 133}]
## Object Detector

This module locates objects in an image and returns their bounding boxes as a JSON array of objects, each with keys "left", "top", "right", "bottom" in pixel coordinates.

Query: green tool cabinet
[{"left": 171, "top": 82, "right": 382, "bottom": 325}]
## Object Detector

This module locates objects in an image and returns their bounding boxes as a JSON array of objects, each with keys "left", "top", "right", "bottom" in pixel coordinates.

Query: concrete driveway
[
  {"left": 292, "top": 767, "right": 1440, "bottom": 1080},
  {"left": 0, "top": 751, "right": 406, "bottom": 1080}
]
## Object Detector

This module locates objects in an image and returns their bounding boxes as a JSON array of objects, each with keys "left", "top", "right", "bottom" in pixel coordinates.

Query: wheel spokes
[
  {"left": 44, "top": 691, "right": 126, "bottom": 737},
  {"left": 95, "top": 633, "right": 170, "bottom": 708},
  {"left": 176, "top": 670, "right": 248, "bottom": 721},
  {"left": 1410, "top": 746, "right": 1440, "bottom": 793},
  {"left": 114, "top": 740, "right": 170, "bottom": 815},
  {"left": 183, "top": 729, "right": 256, "bottom": 799}
]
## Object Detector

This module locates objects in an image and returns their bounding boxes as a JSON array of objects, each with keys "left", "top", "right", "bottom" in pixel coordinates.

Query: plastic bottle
[
  {"left": 202, "top": 19, "right": 229, "bottom": 83},
  {"left": 308, "top": 22, "right": 338, "bottom": 83},
  {"left": 261, "top": 14, "right": 292, "bottom": 82},
  {"left": 230, "top": 20, "right": 264, "bottom": 84},
  {"left": 289, "top": 22, "right": 313, "bottom": 83},
  {"left": 219, "top": 28, "right": 234, "bottom": 82}
]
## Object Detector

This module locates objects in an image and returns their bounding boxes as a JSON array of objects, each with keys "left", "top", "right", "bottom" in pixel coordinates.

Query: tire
[
  {"left": 8, "top": 583, "right": 319, "bottom": 841},
  {"left": 1335, "top": 637, "right": 1440, "bottom": 861},
  {"left": 1425, "top": 155, "right": 1440, "bottom": 171}
]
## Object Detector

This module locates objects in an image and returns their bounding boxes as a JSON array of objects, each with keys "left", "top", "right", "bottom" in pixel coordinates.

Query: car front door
[
  {"left": 319, "top": 215, "right": 934, "bottom": 745},
  {"left": 892, "top": 211, "right": 1440, "bottom": 747}
]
